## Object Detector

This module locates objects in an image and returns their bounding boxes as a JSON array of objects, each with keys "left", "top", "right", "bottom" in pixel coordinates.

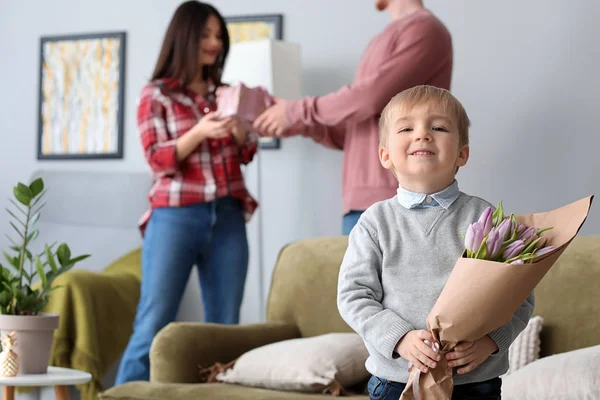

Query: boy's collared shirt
[{"left": 396, "top": 180, "right": 459, "bottom": 210}]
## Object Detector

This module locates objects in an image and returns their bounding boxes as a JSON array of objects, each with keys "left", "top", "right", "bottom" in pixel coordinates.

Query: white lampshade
[{"left": 222, "top": 39, "right": 302, "bottom": 100}]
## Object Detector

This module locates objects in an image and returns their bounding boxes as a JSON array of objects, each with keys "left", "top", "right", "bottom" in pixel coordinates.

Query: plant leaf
[
  {"left": 523, "top": 237, "right": 543, "bottom": 255},
  {"left": 56, "top": 244, "right": 71, "bottom": 266},
  {"left": 475, "top": 237, "right": 488, "bottom": 259},
  {"left": 8, "top": 199, "right": 27, "bottom": 216},
  {"left": 36, "top": 256, "right": 47, "bottom": 288},
  {"left": 37, "top": 242, "right": 57, "bottom": 259},
  {"left": 26, "top": 230, "right": 39, "bottom": 244},
  {"left": 32, "top": 298, "right": 49, "bottom": 314},
  {"left": 2, "top": 281, "right": 13, "bottom": 293},
  {"left": 17, "top": 183, "right": 32, "bottom": 197},
  {"left": 45, "top": 245, "right": 59, "bottom": 274},
  {"left": 2, "top": 252, "right": 19, "bottom": 270},
  {"left": 492, "top": 201, "right": 504, "bottom": 227},
  {"left": 0, "top": 292, "right": 11, "bottom": 308},
  {"left": 9, "top": 222, "right": 24, "bottom": 239},
  {"left": 21, "top": 269, "right": 31, "bottom": 282},
  {"left": 6, "top": 208, "right": 26, "bottom": 228},
  {"left": 14, "top": 184, "right": 32, "bottom": 206},
  {"left": 5, "top": 234, "right": 18, "bottom": 247},
  {"left": 535, "top": 227, "right": 553, "bottom": 236},
  {"left": 29, "top": 178, "right": 44, "bottom": 198},
  {"left": 30, "top": 190, "right": 46, "bottom": 208},
  {"left": 67, "top": 254, "right": 90, "bottom": 265},
  {"left": 31, "top": 202, "right": 47, "bottom": 218},
  {"left": 29, "top": 212, "right": 41, "bottom": 227},
  {"left": 1, "top": 267, "right": 14, "bottom": 282}
]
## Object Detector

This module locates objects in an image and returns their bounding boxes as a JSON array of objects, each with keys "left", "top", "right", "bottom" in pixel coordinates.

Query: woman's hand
[
  {"left": 230, "top": 119, "right": 250, "bottom": 147},
  {"left": 193, "top": 112, "right": 236, "bottom": 141}
]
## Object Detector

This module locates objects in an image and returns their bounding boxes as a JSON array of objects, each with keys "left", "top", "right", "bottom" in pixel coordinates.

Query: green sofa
[{"left": 100, "top": 235, "right": 600, "bottom": 399}]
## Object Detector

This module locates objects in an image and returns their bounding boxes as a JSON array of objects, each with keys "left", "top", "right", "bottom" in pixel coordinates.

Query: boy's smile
[{"left": 379, "top": 103, "right": 469, "bottom": 194}]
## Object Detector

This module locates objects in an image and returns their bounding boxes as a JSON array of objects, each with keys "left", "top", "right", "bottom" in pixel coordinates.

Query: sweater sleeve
[
  {"left": 337, "top": 218, "right": 415, "bottom": 359},
  {"left": 301, "top": 123, "right": 347, "bottom": 150},
  {"left": 286, "top": 16, "right": 451, "bottom": 128},
  {"left": 488, "top": 291, "right": 535, "bottom": 353}
]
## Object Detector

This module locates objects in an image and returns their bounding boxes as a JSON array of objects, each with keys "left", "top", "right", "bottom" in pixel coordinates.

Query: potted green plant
[{"left": 0, "top": 177, "right": 89, "bottom": 374}]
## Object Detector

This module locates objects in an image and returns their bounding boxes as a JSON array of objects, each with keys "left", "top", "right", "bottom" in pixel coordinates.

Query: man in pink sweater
[{"left": 253, "top": 0, "right": 453, "bottom": 234}]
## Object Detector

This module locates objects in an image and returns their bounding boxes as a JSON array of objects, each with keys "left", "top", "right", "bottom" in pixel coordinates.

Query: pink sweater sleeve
[
  {"left": 286, "top": 16, "right": 451, "bottom": 129},
  {"left": 301, "top": 123, "right": 346, "bottom": 150}
]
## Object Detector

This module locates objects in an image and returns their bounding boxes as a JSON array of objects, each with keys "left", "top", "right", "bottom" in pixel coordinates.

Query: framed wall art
[{"left": 37, "top": 31, "right": 126, "bottom": 160}]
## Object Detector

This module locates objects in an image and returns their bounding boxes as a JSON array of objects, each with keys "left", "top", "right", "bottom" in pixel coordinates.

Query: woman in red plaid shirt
[{"left": 116, "top": 1, "right": 258, "bottom": 385}]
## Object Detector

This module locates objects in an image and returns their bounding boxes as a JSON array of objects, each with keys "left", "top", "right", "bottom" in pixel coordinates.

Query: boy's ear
[
  {"left": 456, "top": 145, "right": 470, "bottom": 167},
  {"left": 379, "top": 146, "right": 393, "bottom": 170}
]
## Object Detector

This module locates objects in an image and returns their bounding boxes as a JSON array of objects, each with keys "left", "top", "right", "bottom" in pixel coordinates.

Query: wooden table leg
[
  {"left": 54, "top": 385, "right": 70, "bottom": 400},
  {"left": 2, "top": 386, "right": 14, "bottom": 400}
]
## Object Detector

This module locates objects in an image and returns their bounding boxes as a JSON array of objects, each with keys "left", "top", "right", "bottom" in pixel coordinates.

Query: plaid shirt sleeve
[
  {"left": 138, "top": 85, "right": 179, "bottom": 175},
  {"left": 239, "top": 131, "right": 258, "bottom": 165}
]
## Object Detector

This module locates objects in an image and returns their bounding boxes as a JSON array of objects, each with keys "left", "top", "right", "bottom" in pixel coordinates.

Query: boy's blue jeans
[
  {"left": 368, "top": 376, "right": 502, "bottom": 400},
  {"left": 115, "top": 197, "right": 248, "bottom": 385}
]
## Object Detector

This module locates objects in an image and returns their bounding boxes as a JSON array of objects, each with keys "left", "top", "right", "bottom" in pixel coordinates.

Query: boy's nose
[{"left": 414, "top": 131, "right": 432, "bottom": 141}]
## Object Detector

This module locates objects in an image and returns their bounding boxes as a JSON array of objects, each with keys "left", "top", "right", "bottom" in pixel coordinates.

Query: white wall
[{"left": 1, "top": 0, "right": 600, "bottom": 397}]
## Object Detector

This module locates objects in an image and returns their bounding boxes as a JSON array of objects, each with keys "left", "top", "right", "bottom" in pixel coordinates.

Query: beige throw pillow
[
  {"left": 502, "top": 345, "right": 600, "bottom": 400},
  {"left": 215, "top": 333, "right": 370, "bottom": 393},
  {"left": 505, "top": 315, "right": 543, "bottom": 375}
]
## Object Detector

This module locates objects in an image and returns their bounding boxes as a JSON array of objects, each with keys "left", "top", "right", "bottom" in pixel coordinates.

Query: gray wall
[{"left": 1, "top": 0, "right": 600, "bottom": 397}]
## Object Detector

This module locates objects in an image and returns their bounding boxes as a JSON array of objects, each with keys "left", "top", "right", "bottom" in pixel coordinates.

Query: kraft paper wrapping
[{"left": 400, "top": 195, "right": 594, "bottom": 400}]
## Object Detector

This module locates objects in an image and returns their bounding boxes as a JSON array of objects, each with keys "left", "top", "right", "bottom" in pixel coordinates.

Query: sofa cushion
[
  {"left": 214, "top": 333, "right": 370, "bottom": 394},
  {"left": 501, "top": 345, "right": 600, "bottom": 400},
  {"left": 99, "top": 382, "right": 369, "bottom": 400},
  {"left": 267, "top": 237, "right": 353, "bottom": 337},
  {"left": 506, "top": 315, "right": 543, "bottom": 375}
]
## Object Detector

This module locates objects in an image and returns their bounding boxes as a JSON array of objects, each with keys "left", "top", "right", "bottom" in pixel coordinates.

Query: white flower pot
[{"left": 0, "top": 313, "right": 59, "bottom": 374}]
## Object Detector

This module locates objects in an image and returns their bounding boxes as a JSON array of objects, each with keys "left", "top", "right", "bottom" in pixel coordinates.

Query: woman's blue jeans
[{"left": 115, "top": 197, "right": 248, "bottom": 384}]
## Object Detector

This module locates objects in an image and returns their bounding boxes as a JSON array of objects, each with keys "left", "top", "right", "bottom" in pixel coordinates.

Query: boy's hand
[
  {"left": 395, "top": 330, "right": 441, "bottom": 374},
  {"left": 445, "top": 335, "right": 498, "bottom": 374}
]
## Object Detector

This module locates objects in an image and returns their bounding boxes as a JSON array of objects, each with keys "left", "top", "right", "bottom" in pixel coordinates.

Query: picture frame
[
  {"left": 37, "top": 31, "right": 126, "bottom": 160},
  {"left": 225, "top": 14, "right": 283, "bottom": 150}
]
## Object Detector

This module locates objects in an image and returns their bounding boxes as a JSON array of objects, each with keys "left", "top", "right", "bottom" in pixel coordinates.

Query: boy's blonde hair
[{"left": 378, "top": 85, "right": 470, "bottom": 147}]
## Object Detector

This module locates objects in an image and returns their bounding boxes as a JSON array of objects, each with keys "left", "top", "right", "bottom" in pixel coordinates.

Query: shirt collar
[
  {"left": 396, "top": 180, "right": 460, "bottom": 210},
  {"left": 155, "top": 78, "right": 216, "bottom": 106}
]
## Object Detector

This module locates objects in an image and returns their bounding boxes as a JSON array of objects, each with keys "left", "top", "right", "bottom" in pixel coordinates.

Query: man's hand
[
  {"left": 395, "top": 330, "right": 441, "bottom": 374},
  {"left": 253, "top": 98, "right": 291, "bottom": 137},
  {"left": 445, "top": 335, "right": 498, "bottom": 375}
]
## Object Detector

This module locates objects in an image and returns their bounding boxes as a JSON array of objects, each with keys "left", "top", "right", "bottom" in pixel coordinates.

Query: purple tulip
[
  {"left": 465, "top": 222, "right": 484, "bottom": 255},
  {"left": 518, "top": 226, "right": 538, "bottom": 244},
  {"left": 503, "top": 239, "right": 525, "bottom": 260},
  {"left": 510, "top": 259, "right": 525, "bottom": 265},
  {"left": 486, "top": 227, "right": 503, "bottom": 259},
  {"left": 535, "top": 246, "right": 556, "bottom": 257},
  {"left": 497, "top": 218, "right": 513, "bottom": 242},
  {"left": 478, "top": 207, "right": 493, "bottom": 236}
]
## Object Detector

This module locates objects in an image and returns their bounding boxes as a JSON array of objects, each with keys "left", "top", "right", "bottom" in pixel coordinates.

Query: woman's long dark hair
[{"left": 151, "top": 1, "right": 230, "bottom": 91}]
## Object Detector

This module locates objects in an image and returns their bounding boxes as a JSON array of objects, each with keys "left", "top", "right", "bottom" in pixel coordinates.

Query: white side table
[{"left": 0, "top": 366, "right": 91, "bottom": 400}]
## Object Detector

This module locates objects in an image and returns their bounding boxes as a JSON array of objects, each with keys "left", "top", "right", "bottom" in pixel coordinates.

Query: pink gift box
[{"left": 216, "top": 83, "right": 274, "bottom": 123}]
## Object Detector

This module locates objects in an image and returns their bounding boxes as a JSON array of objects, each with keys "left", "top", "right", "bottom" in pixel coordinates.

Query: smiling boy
[{"left": 337, "top": 85, "right": 534, "bottom": 400}]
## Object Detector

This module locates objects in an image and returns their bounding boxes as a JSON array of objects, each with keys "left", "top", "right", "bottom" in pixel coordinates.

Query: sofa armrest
[{"left": 150, "top": 322, "right": 300, "bottom": 383}]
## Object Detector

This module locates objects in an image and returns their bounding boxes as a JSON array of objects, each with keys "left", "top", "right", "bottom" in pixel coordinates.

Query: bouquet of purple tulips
[
  {"left": 465, "top": 202, "right": 556, "bottom": 264},
  {"left": 401, "top": 196, "right": 594, "bottom": 400}
]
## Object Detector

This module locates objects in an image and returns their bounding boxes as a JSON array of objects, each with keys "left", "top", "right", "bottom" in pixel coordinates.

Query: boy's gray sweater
[{"left": 337, "top": 192, "right": 534, "bottom": 384}]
